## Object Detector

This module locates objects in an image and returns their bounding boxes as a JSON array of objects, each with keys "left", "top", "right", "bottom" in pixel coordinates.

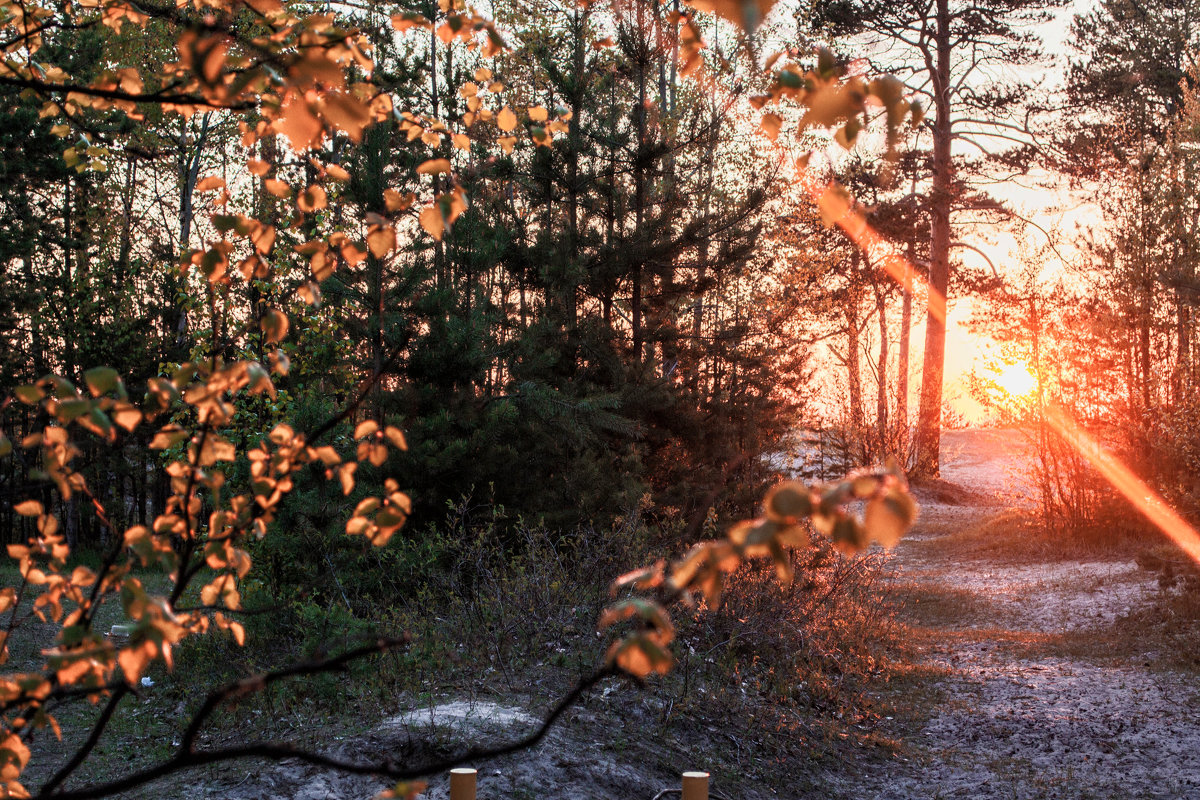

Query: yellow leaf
[
  {"left": 354, "top": 420, "right": 379, "bottom": 439},
  {"left": 528, "top": 106, "right": 548, "bottom": 122}
]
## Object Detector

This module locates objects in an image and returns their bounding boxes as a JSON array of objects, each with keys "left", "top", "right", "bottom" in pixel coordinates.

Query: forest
[{"left": 2, "top": 0, "right": 1200, "bottom": 795}]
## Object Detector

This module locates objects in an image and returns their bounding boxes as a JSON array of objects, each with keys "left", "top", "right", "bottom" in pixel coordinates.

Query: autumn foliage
[{"left": 0, "top": 0, "right": 922, "bottom": 794}]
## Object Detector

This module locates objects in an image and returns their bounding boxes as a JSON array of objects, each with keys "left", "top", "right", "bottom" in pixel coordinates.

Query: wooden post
[
  {"left": 449, "top": 768, "right": 476, "bottom": 800},
  {"left": 681, "top": 771, "right": 709, "bottom": 800}
]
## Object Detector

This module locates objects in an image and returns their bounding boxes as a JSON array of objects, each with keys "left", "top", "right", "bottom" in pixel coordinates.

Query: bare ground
[
  {"left": 836, "top": 428, "right": 1200, "bottom": 800},
  {"left": 60, "top": 428, "right": 1200, "bottom": 799}
]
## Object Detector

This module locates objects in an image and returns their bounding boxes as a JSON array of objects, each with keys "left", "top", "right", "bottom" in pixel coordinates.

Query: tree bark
[{"left": 914, "top": 0, "right": 953, "bottom": 478}]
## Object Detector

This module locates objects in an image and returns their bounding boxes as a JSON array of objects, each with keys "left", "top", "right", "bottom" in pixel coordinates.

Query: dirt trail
[{"left": 844, "top": 429, "right": 1200, "bottom": 799}]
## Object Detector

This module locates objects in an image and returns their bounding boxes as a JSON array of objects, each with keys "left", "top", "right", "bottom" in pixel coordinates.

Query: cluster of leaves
[
  {"left": 0, "top": 354, "right": 418, "bottom": 791},
  {"left": 601, "top": 464, "right": 916, "bottom": 678}
]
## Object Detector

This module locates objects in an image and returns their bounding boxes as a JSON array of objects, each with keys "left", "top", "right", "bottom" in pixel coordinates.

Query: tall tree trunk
[
  {"left": 631, "top": 2, "right": 648, "bottom": 363},
  {"left": 914, "top": 0, "right": 953, "bottom": 478}
]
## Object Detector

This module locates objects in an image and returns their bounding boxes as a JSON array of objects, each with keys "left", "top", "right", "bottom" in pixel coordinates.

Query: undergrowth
[{"left": 19, "top": 501, "right": 905, "bottom": 798}]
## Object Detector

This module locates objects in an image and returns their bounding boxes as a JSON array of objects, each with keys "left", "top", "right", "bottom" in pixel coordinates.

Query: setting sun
[{"left": 994, "top": 362, "right": 1037, "bottom": 397}]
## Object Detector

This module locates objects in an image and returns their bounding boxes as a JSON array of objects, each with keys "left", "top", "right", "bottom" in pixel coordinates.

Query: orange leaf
[
  {"left": 384, "top": 189, "right": 413, "bottom": 212},
  {"left": 264, "top": 179, "right": 291, "bottom": 198},
  {"left": 497, "top": 106, "right": 517, "bottom": 132},
  {"left": 419, "top": 205, "right": 444, "bottom": 240},
  {"left": 13, "top": 500, "right": 42, "bottom": 517},
  {"left": 417, "top": 158, "right": 452, "bottom": 175},
  {"left": 277, "top": 94, "right": 323, "bottom": 150},
  {"left": 297, "top": 184, "right": 327, "bottom": 212},
  {"left": 195, "top": 175, "right": 225, "bottom": 192},
  {"left": 323, "top": 92, "right": 372, "bottom": 141},
  {"left": 261, "top": 308, "right": 289, "bottom": 344},
  {"left": 761, "top": 112, "right": 782, "bottom": 141},
  {"left": 384, "top": 426, "right": 407, "bottom": 450},
  {"left": 366, "top": 225, "right": 396, "bottom": 258}
]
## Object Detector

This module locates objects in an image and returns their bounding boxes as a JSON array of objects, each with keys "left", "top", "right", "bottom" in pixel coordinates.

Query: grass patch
[{"left": 908, "top": 506, "right": 1144, "bottom": 566}]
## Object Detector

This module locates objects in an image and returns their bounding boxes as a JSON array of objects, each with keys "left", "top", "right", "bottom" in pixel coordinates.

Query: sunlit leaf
[
  {"left": 13, "top": 500, "right": 43, "bottom": 518},
  {"left": 367, "top": 225, "right": 397, "bottom": 258},
  {"left": 384, "top": 426, "right": 407, "bottom": 450},
  {"left": 194, "top": 176, "right": 225, "bottom": 192},
  {"left": 297, "top": 185, "right": 327, "bottom": 212},
  {"left": 764, "top": 481, "right": 810, "bottom": 523},
  {"left": 687, "top": 0, "right": 777, "bottom": 32},
  {"left": 261, "top": 308, "right": 289, "bottom": 344},
  {"left": 761, "top": 113, "right": 782, "bottom": 141},
  {"left": 419, "top": 205, "right": 445, "bottom": 240},
  {"left": 417, "top": 158, "right": 452, "bottom": 175},
  {"left": 497, "top": 106, "right": 517, "bottom": 132}
]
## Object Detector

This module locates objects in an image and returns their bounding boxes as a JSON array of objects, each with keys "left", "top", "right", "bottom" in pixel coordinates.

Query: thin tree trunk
[
  {"left": 875, "top": 281, "right": 889, "bottom": 457},
  {"left": 897, "top": 240, "right": 914, "bottom": 450}
]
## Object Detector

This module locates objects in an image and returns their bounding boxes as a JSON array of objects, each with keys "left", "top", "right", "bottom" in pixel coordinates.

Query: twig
[{"left": 39, "top": 650, "right": 616, "bottom": 800}]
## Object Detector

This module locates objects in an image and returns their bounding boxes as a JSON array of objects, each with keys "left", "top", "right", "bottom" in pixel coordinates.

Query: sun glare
[{"left": 994, "top": 362, "right": 1037, "bottom": 397}]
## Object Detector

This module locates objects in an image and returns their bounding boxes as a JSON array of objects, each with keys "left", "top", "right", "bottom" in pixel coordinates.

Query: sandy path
[{"left": 844, "top": 429, "right": 1200, "bottom": 799}]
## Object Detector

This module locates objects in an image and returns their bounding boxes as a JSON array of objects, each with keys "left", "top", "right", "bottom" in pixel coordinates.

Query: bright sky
[{"left": 931, "top": 0, "right": 1097, "bottom": 424}]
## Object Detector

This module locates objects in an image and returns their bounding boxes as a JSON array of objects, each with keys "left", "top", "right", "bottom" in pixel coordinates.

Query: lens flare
[
  {"left": 803, "top": 175, "right": 1200, "bottom": 567},
  {"left": 1045, "top": 406, "right": 1200, "bottom": 564}
]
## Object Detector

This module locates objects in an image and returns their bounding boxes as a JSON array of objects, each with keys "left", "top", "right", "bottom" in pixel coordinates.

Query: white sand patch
[{"left": 382, "top": 700, "right": 538, "bottom": 732}]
